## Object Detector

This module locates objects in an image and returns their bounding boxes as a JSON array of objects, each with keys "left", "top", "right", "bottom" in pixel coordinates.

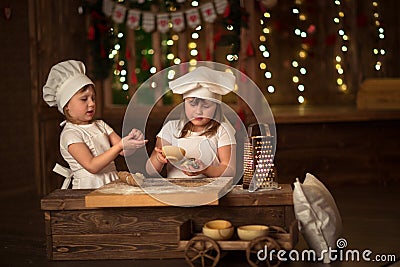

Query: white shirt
[
  {"left": 60, "top": 120, "right": 118, "bottom": 189},
  {"left": 157, "top": 120, "right": 236, "bottom": 178}
]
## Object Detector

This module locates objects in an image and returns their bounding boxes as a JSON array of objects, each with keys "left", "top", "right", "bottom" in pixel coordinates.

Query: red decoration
[
  {"left": 239, "top": 66, "right": 247, "bottom": 82},
  {"left": 125, "top": 48, "right": 131, "bottom": 60},
  {"left": 213, "top": 30, "right": 222, "bottom": 49},
  {"left": 206, "top": 47, "right": 212, "bottom": 61},
  {"left": 246, "top": 41, "right": 255, "bottom": 57},
  {"left": 87, "top": 25, "right": 95, "bottom": 40},
  {"left": 223, "top": 5, "right": 230, "bottom": 18},
  {"left": 196, "top": 51, "right": 202, "bottom": 61},
  {"left": 307, "top": 24, "right": 316, "bottom": 34},
  {"left": 141, "top": 56, "right": 150, "bottom": 70},
  {"left": 237, "top": 108, "right": 245, "bottom": 123},
  {"left": 131, "top": 71, "right": 138, "bottom": 85},
  {"left": 115, "top": 63, "right": 122, "bottom": 71}
]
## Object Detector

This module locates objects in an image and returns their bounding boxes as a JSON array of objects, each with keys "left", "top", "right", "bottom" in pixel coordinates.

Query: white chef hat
[
  {"left": 169, "top": 66, "right": 235, "bottom": 103},
  {"left": 43, "top": 60, "right": 94, "bottom": 114}
]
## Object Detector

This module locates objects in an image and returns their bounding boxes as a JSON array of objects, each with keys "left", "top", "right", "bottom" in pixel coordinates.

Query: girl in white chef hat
[
  {"left": 43, "top": 60, "right": 147, "bottom": 189},
  {"left": 146, "top": 66, "right": 236, "bottom": 178}
]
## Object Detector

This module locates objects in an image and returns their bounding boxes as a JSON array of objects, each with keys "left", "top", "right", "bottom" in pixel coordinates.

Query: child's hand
[
  {"left": 181, "top": 159, "right": 207, "bottom": 177},
  {"left": 128, "top": 129, "right": 145, "bottom": 141},
  {"left": 154, "top": 147, "right": 168, "bottom": 164},
  {"left": 122, "top": 129, "right": 147, "bottom": 154}
]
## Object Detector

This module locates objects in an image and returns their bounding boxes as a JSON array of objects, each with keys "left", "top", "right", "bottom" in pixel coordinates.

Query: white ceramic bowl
[
  {"left": 202, "top": 220, "right": 234, "bottom": 241},
  {"left": 237, "top": 225, "right": 269, "bottom": 241},
  {"left": 161, "top": 146, "right": 186, "bottom": 162}
]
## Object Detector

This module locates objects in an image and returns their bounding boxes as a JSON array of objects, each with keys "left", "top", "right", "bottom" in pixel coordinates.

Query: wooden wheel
[
  {"left": 246, "top": 236, "right": 281, "bottom": 267},
  {"left": 184, "top": 235, "right": 221, "bottom": 267},
  {"left": 269, "top": 225, "right": 287, "bottom": 234}
]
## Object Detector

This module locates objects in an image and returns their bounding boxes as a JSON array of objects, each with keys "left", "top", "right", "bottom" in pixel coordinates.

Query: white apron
[
  {"left": 167, "top": 134, "right": 219, "bottom": 178},
  {"left": 55, "top": 121, "right": 118, "bottom": 189}
]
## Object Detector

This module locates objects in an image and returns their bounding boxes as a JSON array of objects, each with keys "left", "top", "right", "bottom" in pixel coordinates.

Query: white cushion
[{"left": 293, "top": 173, "right": 343, "bottom": 263}]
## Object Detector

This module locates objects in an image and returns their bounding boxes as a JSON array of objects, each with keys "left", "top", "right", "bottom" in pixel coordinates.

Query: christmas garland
[{"left": 83, "top": 0, "right": 248, "bottom": 85}]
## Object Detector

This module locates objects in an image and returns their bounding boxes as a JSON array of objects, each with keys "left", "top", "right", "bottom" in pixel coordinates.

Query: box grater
[{"left": 243, "top": 123, "right": 278, "bottom": 191}]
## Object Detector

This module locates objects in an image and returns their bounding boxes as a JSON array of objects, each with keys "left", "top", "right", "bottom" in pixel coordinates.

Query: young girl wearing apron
[
  {"left": 43, "top": 60, "right": 147, "bottom": 189},
  {"left": 146, "top": 66, "right": 236, "bottom": 178}
]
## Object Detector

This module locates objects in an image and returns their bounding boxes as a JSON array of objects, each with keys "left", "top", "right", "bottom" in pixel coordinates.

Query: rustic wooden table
[{"left": 41, "top": 184, "right": 295, "bottom": 261}]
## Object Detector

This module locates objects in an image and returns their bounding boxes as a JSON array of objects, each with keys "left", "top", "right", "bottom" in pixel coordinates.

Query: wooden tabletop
[{"left": 41, "top": 184, "right": 293, "bottom": 211}]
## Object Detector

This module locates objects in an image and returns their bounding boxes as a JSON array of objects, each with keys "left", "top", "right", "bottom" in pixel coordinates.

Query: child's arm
[
  {"left": 68, "top": 141, "right": 124, "bottom": 174},
  {"left": 146, "top": 137, "right": 168, "bottom": 175},
  {"left": 68, "top": 130, "right": 147, "bottom": 174}
]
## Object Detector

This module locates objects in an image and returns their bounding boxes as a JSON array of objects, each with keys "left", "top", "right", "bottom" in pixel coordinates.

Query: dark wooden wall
[
  {"left": 275, "top": 120, "right": 400, "bottom": 186},
  {"left": 29, "top": 0, "right": 89, "bottom": 194},
  {"left": 0, "top": 0, "right": 34, "bottom": 194}
]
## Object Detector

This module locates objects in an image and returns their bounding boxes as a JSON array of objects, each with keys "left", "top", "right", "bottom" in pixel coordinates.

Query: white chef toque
[
  {"left": 169, "top": 66, "right": 236, "bottom": 103},
  {"left": 43, "top": 60, "right": 94, "bottom": 114}
]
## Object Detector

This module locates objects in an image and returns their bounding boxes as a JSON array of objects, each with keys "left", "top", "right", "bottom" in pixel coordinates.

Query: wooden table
[{"left": 41, "top": 184, "right": 295, "bottom": 260}]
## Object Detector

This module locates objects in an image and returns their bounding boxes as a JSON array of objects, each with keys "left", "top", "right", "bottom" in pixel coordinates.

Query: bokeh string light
[
  {"left": 188, "top": 0, "right": 200, "bottom": 66},
  {"left": 371, "top": 0, "right": 385, "bottom": 74},
  {"left": 109, "top": 27, "right": 130, "bottom": 92},
  {"left": 291, "top": 0, "right": 309, "bottom": 104},
  {"left": 258, "top": 10, "right": 275, "bottom": 94},
  {"left": 332, "top": 0, "right": 348, "bottom": 93}
]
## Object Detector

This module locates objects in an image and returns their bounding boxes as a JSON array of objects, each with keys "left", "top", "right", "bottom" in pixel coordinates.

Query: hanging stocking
[
  {"left": 127, "top": 9, "right": 140, "bottom": 29},
  {"left": 112, "top": 4, "right": 127, "bottom": 24},
  {"left": 201, "top": 3, "right": 217, "bottom": 23},
  {"left": 214, "top": 0, "right": 228, "bottom": 15},
  {"left": 171, "top": 12, "right": 185, "bottom": 32},
  {"left": 102, "top": 0, "right": 114, "bottom": 17},
  {"left": 157, "top": 13, "right": 170, "bottom": 33},
  {"left": 185, "top": 8, "right": 201, "bottom": 29},
  {"left": 142, "top": 12, "right": 155, "bottom": 33}
]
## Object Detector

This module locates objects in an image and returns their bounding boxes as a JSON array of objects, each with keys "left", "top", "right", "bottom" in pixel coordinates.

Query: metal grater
[{"left": 243, "top": 123, "right": 278, "bottom": 191}]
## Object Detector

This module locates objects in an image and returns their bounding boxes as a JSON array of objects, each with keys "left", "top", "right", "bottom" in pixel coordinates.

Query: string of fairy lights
[
  {"left": 110, "top": 28, "right": 130, "bottom": 91},
  {"left": 333, "top": 0, "right": 349, "bottom": 93},
  {"left": 371, "top": 0, "right": 386, "bottom": 73},
  {"left": 104, "top": 0, "right": 387, "bottom": 104},
  {"left": 258, "top": 10, "right": 275, "bottom": 94},
  {"left": 291, "top": 0, "right": 308, "bottom": 104}
]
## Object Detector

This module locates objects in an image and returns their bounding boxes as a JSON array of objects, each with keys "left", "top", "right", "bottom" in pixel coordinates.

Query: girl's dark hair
[{"left": 179, "top": 99, "right": 222, "bottom": 138}]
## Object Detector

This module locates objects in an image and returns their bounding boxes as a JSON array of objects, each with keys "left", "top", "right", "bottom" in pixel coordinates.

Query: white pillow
[{"left": 293, "top": 173, "right": 343, "bottom": 263}]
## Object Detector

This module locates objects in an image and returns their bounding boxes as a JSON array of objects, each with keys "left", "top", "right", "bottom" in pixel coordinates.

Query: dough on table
[{"left": 117, "top": 171, "right": 145, "bottom": 187}]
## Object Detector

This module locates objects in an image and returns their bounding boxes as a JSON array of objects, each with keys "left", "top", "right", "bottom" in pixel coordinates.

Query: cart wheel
[
  {"left": 184, "top": 235, "right": 221, "bottom": 267},
  {"left": 269, "top": 225, "right": 287, "bottom": 234},
  {"left": 246, "top": 236, "right": 281, "bottom": 267}
]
